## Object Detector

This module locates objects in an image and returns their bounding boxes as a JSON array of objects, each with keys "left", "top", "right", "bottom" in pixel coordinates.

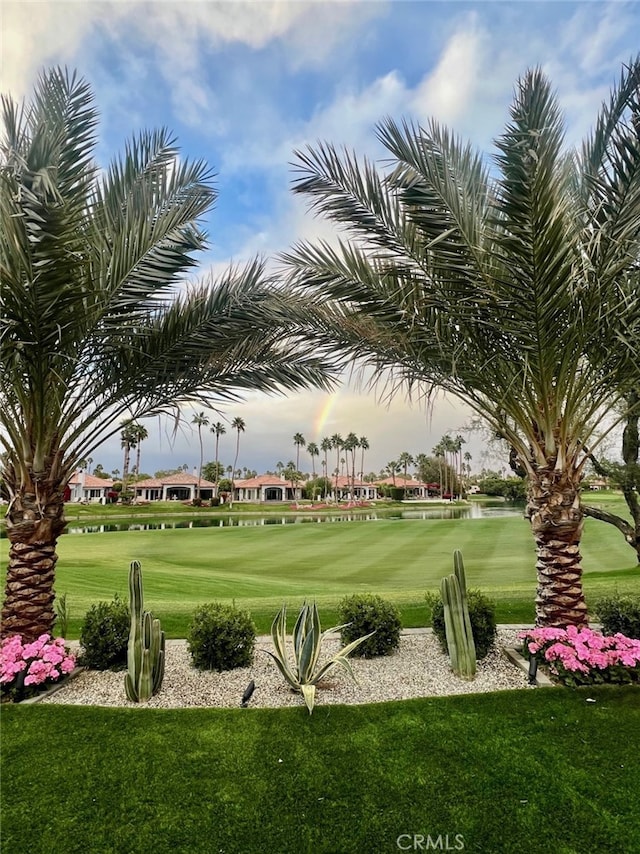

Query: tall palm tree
[
  {"left": 210, "top": 422, "right": 226, "bottom": 499},
  {"left": 320, "top": 437, "right": 332, "bottom": 496},
  {"left": 398, "top": 451, "right": 414, "bottom": 498},
  {"left": 358, "top": 436, "right": 369, "bottom": 481},
  {"left": 131, "top": 423, "right": 149, "bottom": 486},
  {"left": 443, "top": 435, "right": 458, "bottom": 497},
  {"left": 331, "top": 433, "right": 343, "bottom": 500},
  {"left": 464, "top": 451, "right": 473, "bottom": 484},
  {"left": 293, "top": 432, "right": 306, "bottom": 471},
  {"left": 229, "top": 417, "right": 245, "bottom": 508},
  {"left": 283, "top": 61, "right": 640, "bottom": 627},
  {"left": 453, "top": 435, "right": 465, "bottom": 497},
  {"left": 433, "top": 443, "right": 445, "bottom": 498},
  {"left": 192, "top": 411, "right": 209, "bottom": 501},
  {"left": 306, "top": 441, "right": 319, "bottom": 478},
  {"left": 0, "top": 69, "right": 339, "bottom": 640},
  {"left": 119, "top": 420, "right": 138, "bottom": 497},
  {"left": 344, "top": 432, "right": 359, "bottom": 498}
]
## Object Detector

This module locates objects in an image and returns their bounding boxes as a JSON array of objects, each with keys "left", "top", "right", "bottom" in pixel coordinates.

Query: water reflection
[{"left": 59, "top": 502, "right": 524, "bottom": 535}]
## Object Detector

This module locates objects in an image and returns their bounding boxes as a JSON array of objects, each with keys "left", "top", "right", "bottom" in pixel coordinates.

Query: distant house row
[{"left": 66, "top": 470, "right": 444, "bottom": 503}]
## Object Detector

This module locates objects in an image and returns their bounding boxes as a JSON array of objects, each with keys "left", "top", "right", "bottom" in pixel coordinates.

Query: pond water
[{"left": 58, "top": 501, "right": 524, "bottom": 535}]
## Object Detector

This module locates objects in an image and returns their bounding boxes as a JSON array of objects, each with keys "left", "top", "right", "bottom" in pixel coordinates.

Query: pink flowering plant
[
  {"left": 519, "top": 625, "right": 640, "bottom": 687},
  {"left": 1, "top": 634, "right": 76, "bottom": 701}
]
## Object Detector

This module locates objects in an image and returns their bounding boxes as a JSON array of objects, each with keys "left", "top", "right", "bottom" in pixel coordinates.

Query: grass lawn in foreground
[
  {"left": 26, "top": 511, "right": 637, "bottom": 636},
  {"left": 2, "top": 686, "right": 639, "bottom": 854}
]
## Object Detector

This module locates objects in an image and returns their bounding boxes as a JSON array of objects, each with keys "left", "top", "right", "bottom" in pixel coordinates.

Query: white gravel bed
[{"left": 42, "top": 629, "right": 533, "bottom": 710}]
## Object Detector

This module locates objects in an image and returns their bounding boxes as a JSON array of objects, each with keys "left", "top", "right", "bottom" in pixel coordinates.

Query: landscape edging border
[{"left": 502, "top": 647, "right": 555, "bottom": 687}]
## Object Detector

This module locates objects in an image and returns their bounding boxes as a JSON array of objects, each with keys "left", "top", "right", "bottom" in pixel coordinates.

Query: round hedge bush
[
  {"left": 79, "top": 594, "right": 130, "bottom": 670},
  {"left": 429, "top": 589, "right": 497, "bottom": 659},
  {"left": 187, "top": 602, "right": 256, "bottom": 671},
  {"left": 594, "top": 594, "right": 640, "bottom": 639},
  {"left": 337, "top": 593, "right": 402, "bottom": 658}
]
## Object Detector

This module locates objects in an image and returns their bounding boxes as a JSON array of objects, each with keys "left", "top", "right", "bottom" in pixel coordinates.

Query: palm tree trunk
[
  {"left": 214, "top": 437, "right": 220, "bottom": 499},
  {"left": 1, "top": 485, "right": 66, "bottom": 641},
  {"left": 122, "top": 443, "right": 131, "bottom": 495},
  {"left": 527, "top": 469, "right": 588, "bottom": 628}
]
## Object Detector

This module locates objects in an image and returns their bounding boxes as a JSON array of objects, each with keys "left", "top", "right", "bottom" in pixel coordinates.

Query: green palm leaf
[
  {"left": 0, "top": 68, "right": 342, "bottom": 641},
  {"left": 282, "top": 59, "right": 640, "bottom": 628}
]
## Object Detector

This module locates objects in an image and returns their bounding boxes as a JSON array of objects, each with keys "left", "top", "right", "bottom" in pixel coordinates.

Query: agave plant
[{"left": 263, "top": 602, "right": 374, "bottom": 714}]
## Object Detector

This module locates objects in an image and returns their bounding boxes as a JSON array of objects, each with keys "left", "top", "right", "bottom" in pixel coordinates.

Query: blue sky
[{"left": 3, "top": 1, "right": 638, "bottom": 478}]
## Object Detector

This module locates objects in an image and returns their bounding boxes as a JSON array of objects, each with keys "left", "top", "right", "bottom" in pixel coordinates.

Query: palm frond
[
  {"left": 377, "top": 116, "right": 499, "bottom": 293},
  {"left": 283, "top": 65, "right": 636, "bottom": 478},
  {"left": 0, "top": 69, "right": 340, "bottom": 490},
  {"left": 90, "top": 129, "right": 216, "bottom": 317}
]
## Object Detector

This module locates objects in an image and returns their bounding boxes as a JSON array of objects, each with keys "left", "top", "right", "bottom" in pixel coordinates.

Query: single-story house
[
  {"left": 375, "top": 476, "right": 441, "bottom": 498},
  {"left": 233, "top": 474, "right": 305, "bottom": 503},
  {"left": 323, "top": 475, "right": 378, "bottom": 501},
  {"left": 67, "top": 471, "right": 115, "bottom": 503},
  {"left": 234, "top": 473, "right": 378, "bottom": 503},
  {"left": 133, "top": 472, "right": 218, "bottom": 502}
]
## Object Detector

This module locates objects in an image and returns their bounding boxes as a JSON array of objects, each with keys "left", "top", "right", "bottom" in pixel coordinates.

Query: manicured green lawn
[
  {"left": 2, "top": 494, "right": 636, "bottom": 636},
  {"left": 2, "top": 686, "right": 639, "bottom": 854},
  {"left": 2, "top": 511, "right": 633, "bottom": 637}
]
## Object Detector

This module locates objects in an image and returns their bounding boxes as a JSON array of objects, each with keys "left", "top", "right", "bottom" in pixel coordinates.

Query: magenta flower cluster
[
  {"left": 1, "top": 634, "right": 76, "bottom": 697},
  {"left": 519, "top": 625, "right": 640, "bottom": 686}
]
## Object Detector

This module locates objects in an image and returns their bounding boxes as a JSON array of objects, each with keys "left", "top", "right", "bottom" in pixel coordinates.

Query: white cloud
[
  {"left": 1, "top": 1, "right": 111, "bottom": 96},
  {"left": 410, "top": 15, "right": 487, "bottom": 126}
]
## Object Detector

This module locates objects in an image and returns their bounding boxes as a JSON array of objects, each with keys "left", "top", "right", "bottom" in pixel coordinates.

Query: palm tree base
[{"left": 2, "top": 541, "right": 58, "bottom": 641}]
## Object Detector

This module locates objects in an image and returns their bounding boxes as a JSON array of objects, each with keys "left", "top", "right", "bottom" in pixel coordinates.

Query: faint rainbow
[{"left": 314, "top": 391, "right": 341, "bottom": 441}]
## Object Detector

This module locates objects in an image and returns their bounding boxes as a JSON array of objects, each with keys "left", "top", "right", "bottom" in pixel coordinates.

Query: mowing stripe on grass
[{"left": 2, "top": 515, "right": 635, "bottom": 637}]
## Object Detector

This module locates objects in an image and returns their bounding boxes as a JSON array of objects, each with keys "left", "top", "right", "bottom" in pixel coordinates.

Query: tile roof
[{"left": 68, "top": 472, "right": 114, "bottom": 488}]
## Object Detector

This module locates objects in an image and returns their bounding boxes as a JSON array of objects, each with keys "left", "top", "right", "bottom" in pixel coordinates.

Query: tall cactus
[
  {"left": 440, "top": 550, "right": 476, "bottom": 679},
  {"left": 124, "top": 560, "right": 165, "bottom": 702}
]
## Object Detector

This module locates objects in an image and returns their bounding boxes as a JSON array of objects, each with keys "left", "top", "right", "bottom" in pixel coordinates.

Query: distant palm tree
[
  {"left": 331, "top": 433, "right": 343, "bottom": 500},
  {"left": 320, "top": 437, "right": 332, "bottom": 496},
  {"left": 191, "top": 412, "right": 210, "bottom": 500},
  {"left": 358, "top": 436, "right": 369, "bottom": 481},
  {"left": 284, "top": 462, "right": 302, "bottom": 503},
  {"left": 453, "top": 434, "right": 465, "bottom": 497},
  {"left": 398, "top": 451, "right": 414, "bottom": 498},
  {"left": 464, "top": 451, "right": 473, "bottom": 488},
  {"left": 344, "top": 432, "right": 359, "bottom": 499},
  {"left": 433, "top": 443, "right": 445, "bottom": 498},
  {"left": 229, "top": 417, "right": 245, "bottom": 507},
  {"left": 293, "top": 432, "right": 306, "bottom": 471},
  {"left": 307, "top": 442, "right": 319, "bottom": 478},
  {"left": 211, "top": 422, "right": 226, "bottom": 498},
  {"left": 120, "top": 420, "right": 138, "bottom": 497},
  {"left": 386, "top": 461, "right": 399, "bottom": 487},
  {"left": 443, "top": 435, "right": 457, "bottom": 496},
  {"left": 0, "top": 69, "right": 338, "bottom": 640},
  {"left": 130, "top": 423, "right": 149, "bottom": 494}
]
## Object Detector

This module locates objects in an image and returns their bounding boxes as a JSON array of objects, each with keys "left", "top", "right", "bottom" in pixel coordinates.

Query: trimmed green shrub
[
  {"left": 595, "top": 594, "right": 640, "bottom": 639},
  {"left": 338, "top": 593, "right": 402, "bottom": 657},
  {"left": 428, "top": 589, "right": 497, "bottom": 659},
  {"left": 188, "top": 602, "right": 256, "bottom": 671},
  {"left": 79, "top": 594, "right": 130, "bottom": 670}
]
